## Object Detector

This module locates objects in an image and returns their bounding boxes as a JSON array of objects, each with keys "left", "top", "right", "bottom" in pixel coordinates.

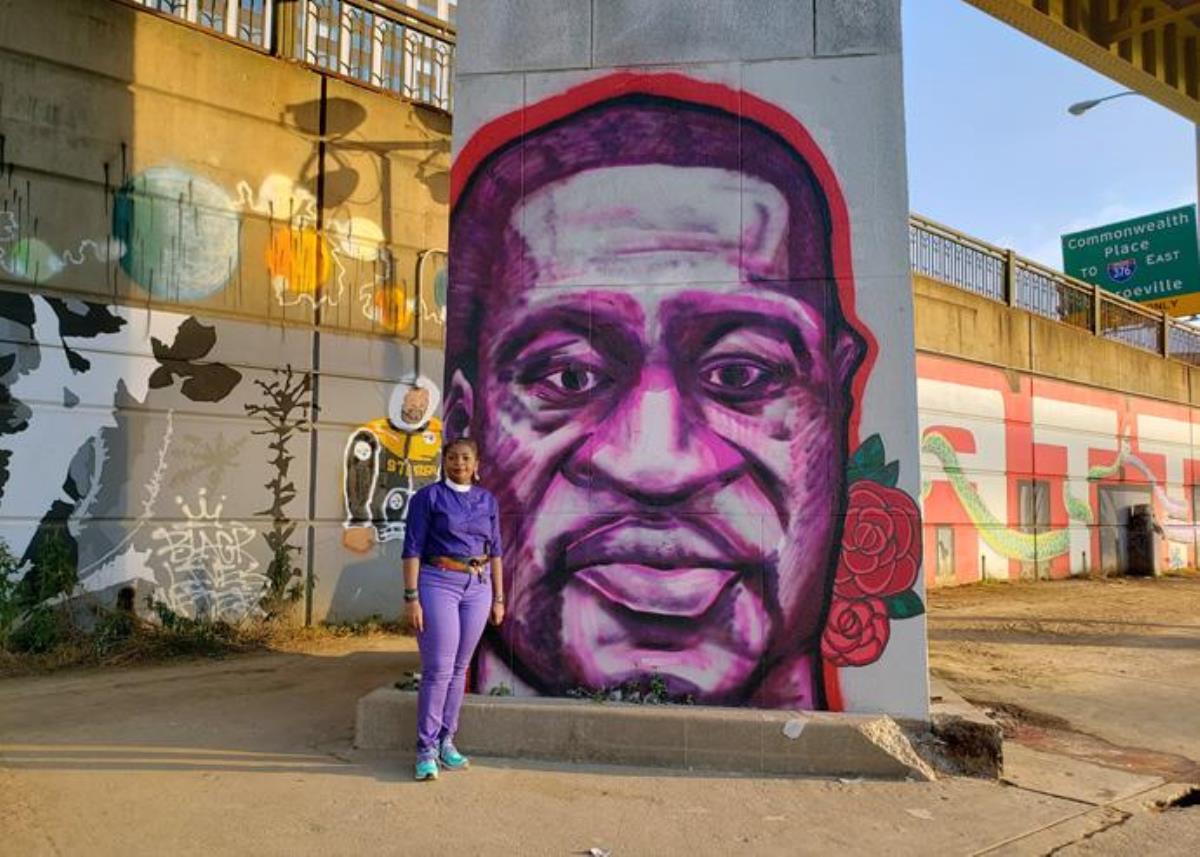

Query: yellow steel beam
[
  {"left": 1107, "top": 5, "right": 1197, "bottom": 44},
  {"left": 964, "top": 0, "right": 1200, "bottom": 123}
]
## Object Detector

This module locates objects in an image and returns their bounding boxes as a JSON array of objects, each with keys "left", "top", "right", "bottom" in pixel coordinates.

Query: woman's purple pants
[{"left": 415, "top": 566, "right": 492, "bottom": 758}]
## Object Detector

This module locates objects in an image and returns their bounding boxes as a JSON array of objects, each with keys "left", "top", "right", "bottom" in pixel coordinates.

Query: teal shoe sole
[{"left": 438, "top": 756, "right": 469, "bottom": 771}]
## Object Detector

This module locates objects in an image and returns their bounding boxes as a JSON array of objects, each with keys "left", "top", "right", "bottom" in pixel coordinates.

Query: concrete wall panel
[
  {"left": 457, "top": 0, "right": 593, "bottom": 75},
  {"left": 815, "top": 0, "right": 903, "bottom": 57},
  {"left": 593, "top": 0, "right": 814, "bottom": 66},
  {"left": 452, "top": 0, "right": 926, "bottom": 718},
  {"left": 0, "top": 0, "right": 450, "bottom": 626}
]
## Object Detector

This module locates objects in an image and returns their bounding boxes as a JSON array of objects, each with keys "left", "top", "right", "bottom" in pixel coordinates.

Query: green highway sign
[{"left": 1061, "top": 204, "right": 1200, "bottom": 317}]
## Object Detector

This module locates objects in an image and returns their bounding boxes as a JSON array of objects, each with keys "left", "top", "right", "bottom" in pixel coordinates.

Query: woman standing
[{"left": 402, "top": 438, "right": 505, "bottom": 781}]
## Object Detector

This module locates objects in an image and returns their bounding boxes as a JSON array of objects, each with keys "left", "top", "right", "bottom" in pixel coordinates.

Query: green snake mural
[{"left": 920, "top": 431, "right": 1110, "bottom": 562}]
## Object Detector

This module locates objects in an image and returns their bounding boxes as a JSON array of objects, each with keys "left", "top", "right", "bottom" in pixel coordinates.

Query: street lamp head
[
  {"left": 1067, "top": 91, "right": 1138, "bottom": 116},
  {"left": 1067, "top": 99, "right": 1101, "bottom": 116}
]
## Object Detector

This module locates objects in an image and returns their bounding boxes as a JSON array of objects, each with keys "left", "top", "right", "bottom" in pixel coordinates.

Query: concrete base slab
[
  {"left": 355, "top": 688, "right": 936, "bottom": 780},
  {"left": 922, "top": 677, "right": 1005, "bottom": 778}
]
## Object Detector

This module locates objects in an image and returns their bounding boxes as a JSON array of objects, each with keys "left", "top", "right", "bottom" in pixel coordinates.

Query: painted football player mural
[
  {"left": 446, "top": 74, "right": 924, "bottom": 711},
  {"left": 342, "top": 377, "right": 442, "bottom": 553}
]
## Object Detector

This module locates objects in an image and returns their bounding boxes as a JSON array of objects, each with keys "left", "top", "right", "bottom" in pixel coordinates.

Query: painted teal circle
[{"left": 112, "top": 167, "right": 240, "bottom": 301}]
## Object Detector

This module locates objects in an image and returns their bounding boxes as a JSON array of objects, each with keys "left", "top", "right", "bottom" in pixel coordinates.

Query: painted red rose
[
  {"left": 821, "top": 597, "right": 890, "bottom": 667},
  {"left": 833, "top": 481, "right": 921, "bottom": 599}
]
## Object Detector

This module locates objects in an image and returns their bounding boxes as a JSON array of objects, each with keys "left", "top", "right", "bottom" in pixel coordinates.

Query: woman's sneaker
[
  {"left": 438, "top": 740, "right": 469, "bottom": 770},
  {"left": 414, "top": 755, "right": 439, "bottom": 781}
]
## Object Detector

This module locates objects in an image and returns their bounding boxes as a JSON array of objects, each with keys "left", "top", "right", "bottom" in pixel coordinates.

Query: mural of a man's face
[
  {"left": 449, "top": 93, "right": 865, "bottom": 707},
  {"left": 400, "top": 386, "right": 431, "bottom": 425}
]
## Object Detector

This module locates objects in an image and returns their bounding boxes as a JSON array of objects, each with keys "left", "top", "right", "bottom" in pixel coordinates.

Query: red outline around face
[{"left": 452, "top": 72, "right": 878, "bottom": 711}]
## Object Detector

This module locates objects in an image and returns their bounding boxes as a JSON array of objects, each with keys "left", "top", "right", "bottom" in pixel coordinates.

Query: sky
[{"left": 903, "top": 0, "right": 1197, "bottom": 269}]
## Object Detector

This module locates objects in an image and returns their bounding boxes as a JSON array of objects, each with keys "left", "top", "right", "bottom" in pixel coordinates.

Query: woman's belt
[{"left": 426, "top": 555, "right": 489, "bottom": 573}]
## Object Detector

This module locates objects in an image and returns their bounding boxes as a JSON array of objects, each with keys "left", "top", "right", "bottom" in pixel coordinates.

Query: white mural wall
[{"left": 450, "top": 0, "right": 925, "bottom": 717}]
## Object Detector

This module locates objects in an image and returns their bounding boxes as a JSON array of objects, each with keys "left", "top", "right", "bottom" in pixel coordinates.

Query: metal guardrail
[
  {"left": 129, "top": 1, "right": 273, "bottom": 48},
  {"left": 124, "top": 0, "right": 455, "bottom": 112},
  {"left": 909, "top": 218, "right": 1006, "bottom": 302},
  {"left": 293, "top": 0, "right": 454, "bottom": 112},
  {"left": 910, "top": 214, "right": 1200, "bottom": 366}
]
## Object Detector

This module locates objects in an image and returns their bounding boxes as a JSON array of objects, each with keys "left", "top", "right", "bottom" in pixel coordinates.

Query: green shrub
[
  {"left": 7, "top": 604, "right": 70, "bottom": 654},
  {"left": 91, "top": 610, "right": 136, "bottom": 657},
  {"left": 0, "top": 540, "right": 20, "bottom": 647}
]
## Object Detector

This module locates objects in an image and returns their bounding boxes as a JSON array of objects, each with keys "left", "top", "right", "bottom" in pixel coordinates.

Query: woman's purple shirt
[{"left": 401, "top": 481, "right": 503, "bottom": 560}]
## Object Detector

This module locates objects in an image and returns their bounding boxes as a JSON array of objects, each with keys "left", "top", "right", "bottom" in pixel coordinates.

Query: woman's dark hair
[{"left": 443, "top": 437, "right": 482, "bottom": 483}]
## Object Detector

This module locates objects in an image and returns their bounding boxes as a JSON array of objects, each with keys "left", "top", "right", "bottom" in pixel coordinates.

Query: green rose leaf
[
  {"left": 850, "top": 434, "right": 885, "bottom": 471},
  {"left": 847, "top": 435, "right": 901, "bottom": 488},
  {"left": 876, "top": 460, "right": 900, "bottom": 488},
  {"left": 884, "top": 590, "right": 925, "bottom": 620}
]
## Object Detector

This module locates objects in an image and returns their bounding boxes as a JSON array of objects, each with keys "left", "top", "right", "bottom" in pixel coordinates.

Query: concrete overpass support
[{"left": 448, "top": 1, "right": 927, "bottom": 717}]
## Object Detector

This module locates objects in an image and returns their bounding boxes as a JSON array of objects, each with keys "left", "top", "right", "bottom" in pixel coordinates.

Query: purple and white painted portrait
[{"left": 446, "top": 73, "right": 922, "bottom": 711}]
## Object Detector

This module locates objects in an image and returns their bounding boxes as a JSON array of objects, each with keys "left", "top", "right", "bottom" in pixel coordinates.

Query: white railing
[
  {"left": 124, "top": 0, "right": 455, "bottom": 112},
  {"left": 295, "top": 0, "right": 454, "bottom": 112},
  {"left": 129, "top": 1, "right": 272, "bottom": 49}
]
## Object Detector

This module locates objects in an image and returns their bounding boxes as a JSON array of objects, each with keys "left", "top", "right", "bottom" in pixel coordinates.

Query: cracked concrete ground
[{"left": 1, "top": 576, "right": 1197, "bottom": 855}]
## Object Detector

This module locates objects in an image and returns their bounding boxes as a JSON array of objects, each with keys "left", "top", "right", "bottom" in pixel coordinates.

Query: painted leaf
[
  {"left": 45, "top": 298, "right": 125, "bottom": 338},
  {"left": 0, "top": 292, "right": 35, "bottom": 327},
  {"left": 847, "top": 434, "right": 904, "bottom": 487},
  {"left": 847, "top": 461, "right": 900, "bottom": 489},
  {"left": 852, "top": 434, "right": 886, "bottom": 471},
  {"left": 180, "top": 364, "right": 243, "bottom": 402},
  {"left": 884, "top": 590, "right": 925, "bottom": 620},
  {"left": 0, "top": 450, "right": 10, "bottom": 504},
  {"left": 162, "top": 318, "right": 218, "bottom": 362},
  {"left": 64, "top": 347, "right": 90, "bottom": 373},
  {"left": 148, "top": 365, "right": 175, "bottom": 390}
]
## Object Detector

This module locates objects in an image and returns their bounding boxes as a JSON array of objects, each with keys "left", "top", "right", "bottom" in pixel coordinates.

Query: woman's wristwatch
[
  {"left": 493, "top": 594, "right": 505, "bottom": 605},
  {"left": 404, "top": 588, "right": 418, "bottom": 603}
]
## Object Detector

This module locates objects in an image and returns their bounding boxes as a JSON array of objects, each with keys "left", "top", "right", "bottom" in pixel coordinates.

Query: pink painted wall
[{"left": 919, "top": 353, "right": 1197, "bottom": 586}]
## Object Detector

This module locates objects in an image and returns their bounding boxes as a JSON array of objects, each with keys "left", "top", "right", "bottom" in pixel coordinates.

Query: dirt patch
[
  {"left": 928, "top": 573, "right": 1200, "bottom": 624},
  {"left": 0, "top": 614, "right": 413, "bottom": 680},
  {"left": 976, "top": 700, "right": 1075, "bottom": 734},
  {"left": 930, "top": 577, "right": 1200, "bottom": 781}
]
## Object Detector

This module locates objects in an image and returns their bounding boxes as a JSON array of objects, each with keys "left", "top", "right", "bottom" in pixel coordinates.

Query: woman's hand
[
  {"left": 490, "top": 601, "right": 505, "bottom": 626},
  {"left": 405, "top": 600, "right": 424, "bottom": 634}
]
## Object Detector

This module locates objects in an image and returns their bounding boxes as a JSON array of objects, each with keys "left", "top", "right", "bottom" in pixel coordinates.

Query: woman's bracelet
[
  {"left": 493, "top": 594, "right": 505, "bottom": 605},
  {"left": 404, "top": 588, "right": 418, "bottom": 603}
]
